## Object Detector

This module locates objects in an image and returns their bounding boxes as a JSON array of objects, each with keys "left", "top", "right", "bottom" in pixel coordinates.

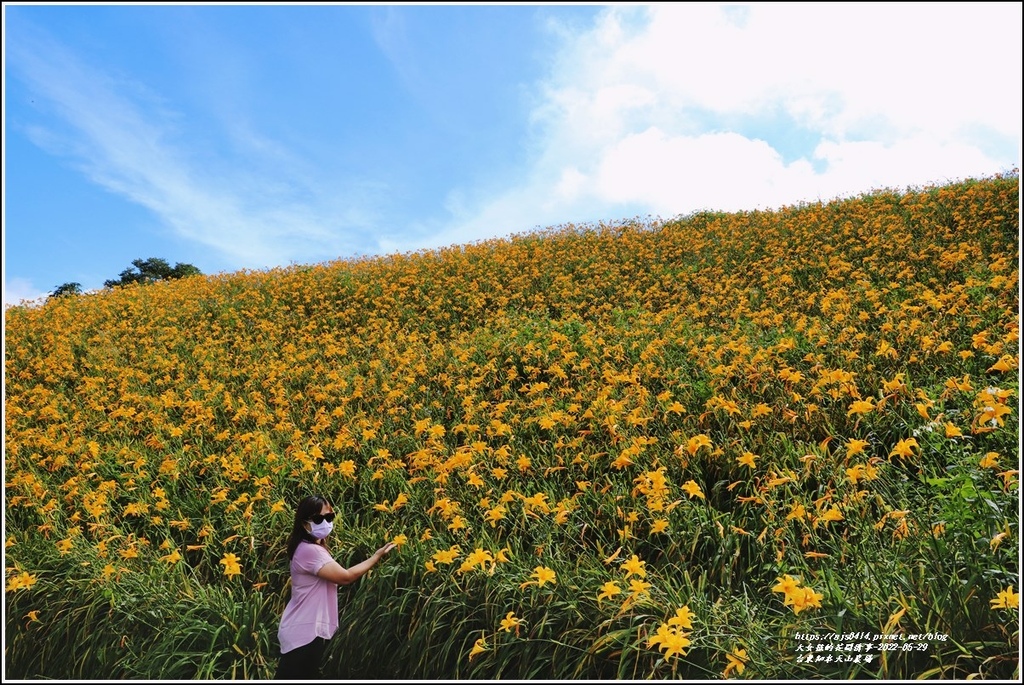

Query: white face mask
[{"left": 309, "top": 519, "right": 333, "bottom": 539}]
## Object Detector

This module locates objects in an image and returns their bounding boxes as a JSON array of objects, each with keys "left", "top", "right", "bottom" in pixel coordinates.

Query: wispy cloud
[
  {"left": 370, "top": 6, "right": 420, "bottom": 95},
  {"left": 3, "top": 277, "right": 48, "bottom": 309},
  {"left": 5, "top": 4, "right": 1019, "bottom": 298},
  {"left": 431, "top": 3, "right": 1021, "bottom": 246},
  {"left": 7, "top": 20, "right": 388, "bottom": 273}
]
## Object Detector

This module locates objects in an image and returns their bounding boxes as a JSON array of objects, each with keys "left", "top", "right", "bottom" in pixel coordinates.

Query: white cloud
[
  {"left": 442, "top": 3, "right": 1021, "bottom": 243},
  {"left": 595, "top": 128, "right": 818, "bottom": 212},
  {"left": 7, "top": 6, "right": 1020, "bottom": 274},
  {"left": 615, "top": 4, "right": 1022, "bottom": 141},
  {"left": 812, "top": 136, "right": 1005, "bottom": 197},
  {"left": 3, "top": 277, "right": 48, "bottom": 309},
  {"left": 8, "top": 22, "right": 387, "bottom": 272},
  {"left": 370, "top": 6, "right": 419, "bottom": 92},
  {"left": 553, "top": 166, "right": 588, "bottom": 204}
]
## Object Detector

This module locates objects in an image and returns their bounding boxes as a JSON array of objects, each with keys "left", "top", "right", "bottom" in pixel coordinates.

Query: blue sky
[{"left": 4, "top": 3, "right": 1021, "bottom": 307}]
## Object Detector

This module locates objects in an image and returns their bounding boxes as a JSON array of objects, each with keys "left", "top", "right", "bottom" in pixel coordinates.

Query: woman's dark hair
[{"left": 286, "top": 495, "right": 333, "bottom": 559}]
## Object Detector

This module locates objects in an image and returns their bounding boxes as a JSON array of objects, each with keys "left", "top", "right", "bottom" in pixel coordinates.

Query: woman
[{"left": 275, "top": 494, "right": 397, "bottom": 680}]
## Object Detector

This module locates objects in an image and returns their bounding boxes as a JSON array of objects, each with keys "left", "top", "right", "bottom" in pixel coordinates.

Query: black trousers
[{"left": 275, "top": 636, "right": 328, "bottom": 680}]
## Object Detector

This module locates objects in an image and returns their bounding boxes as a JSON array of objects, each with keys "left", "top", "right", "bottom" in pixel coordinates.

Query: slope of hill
[{"left": 4, "top": 172, "right": 1018, "bottom": 680}]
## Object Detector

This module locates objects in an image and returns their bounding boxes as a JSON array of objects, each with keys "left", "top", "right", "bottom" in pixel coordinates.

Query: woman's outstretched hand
[{"left": 375, "top": 542, "right": 398, "bottom": 559}]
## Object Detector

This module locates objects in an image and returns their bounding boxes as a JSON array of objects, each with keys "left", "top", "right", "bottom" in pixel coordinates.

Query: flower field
[{"left": 4, "top": 173, "right": 1019, "bottom": 680}]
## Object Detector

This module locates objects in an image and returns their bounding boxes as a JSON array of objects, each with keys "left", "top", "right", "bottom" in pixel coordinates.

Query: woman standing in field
[{"left": 275, "top": 494, "right": 397, "bottom": 680}]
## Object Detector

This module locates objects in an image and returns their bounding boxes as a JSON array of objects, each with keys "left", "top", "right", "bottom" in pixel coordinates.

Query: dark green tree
[
  {"left": 49, "top": 282, "right": 83, "bottom": 299},
  {"left": 103, "top": 258, "right": 202, "bottom": 288}
]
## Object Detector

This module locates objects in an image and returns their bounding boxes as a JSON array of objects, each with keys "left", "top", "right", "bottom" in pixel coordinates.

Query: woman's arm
[{"left": 316, "top": 542, "right": 397, "bottom": 586}]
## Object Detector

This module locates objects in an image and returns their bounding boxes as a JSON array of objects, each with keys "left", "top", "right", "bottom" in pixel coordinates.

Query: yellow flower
[
  {"left": 987, "top": 355, "right": 1016, "bottom": 372},
  {"left": 789, "top": 586, "right": 824, "bottom": 614},
  {"left": 468, "top": 636, "right": 487, "bottom": 661},
  {"left": 944, "top": 423, "right": 963, "bottom": 438},
  {"left": 847, "top": 398, "right": 875, "bottom": 417},
  {"left": 979, "top": 452, "right": 1000, "bottom": 469},
  {"left": 990, "top": 587, "right": 1019, "bottom": 610},
  {"left": 621, "top": 554, "right": 647, "bottom": 579},
  {"left": 815, "top": 507, "right": 844, "bottom": 527},
  {"left": 846, "top": 438, "right": 869, "bottom": 457},
  {"left": 772, "top": 574, "right": 823, "bottom": 614},
  {"left": 650, "top": 519, "right": 669, "bottom": 534},
  {"left": 520, "top": 565, "right": 556, "bottom": 589},
  {"left": 976, "top": 401, "right": 1013, "bottom": 428},
  {"left": 737, "top": 451, "right": 758, "bottom": 468},
  {"left": 160, "top": 549, "right": 182, "bottom": 564},
  {"left": 846, "top": 464, "right": 866, "bottom": 485},
  {"left": 500, "top": 611, "right": 522, "bottom": 635},
  {"left": 485, "top": 505, "right": 507, "bottom": 527},
  {"left": 772, "top": 575, "right": 801, "bottom": 597},
  {"left": 597, "top": 581, "right": 622, "bottom": 602},
  {"left": 667, "top": 605, "right": 694, "bottom": 630},
  {"left": 391, "top": 533, "right": 408, "bottom": 547},
  {"left": 610, "top": 453, "right": 633, "bottom": 470},
  {"left": 627, "top": 578, "right": 652, "bottom": 597},
  {"left": 647, "top": 623, "right": 691, "bottom": 659},
  {"left": 785, "top": 502, "right": 807, "bottom": 521},
  {"left": 888, "top": 437, "right": 919, "bottom": 460},
  {"left": 685, "top": 434, "right": 713, "bottom": 455},
  {"left": 219, "top": 552, "right": 242, "bottom": 578},
  {"left": 432, "top": 546, "right": 461, "bottom": 565},
  {"left": 723, "top": 647, "right": 748, "bottom": 677},
  {"left": 6, "top": 571, "right": 38, "bottom": 592},
  {"left": 765, "top": 473, "right": 795, "bottom": 488},
  {"left": 458, "top": 548, "right": 494, "bottom": 574},
  {"left": 682, "top": 480, "right": 705, "bottom": 499}
]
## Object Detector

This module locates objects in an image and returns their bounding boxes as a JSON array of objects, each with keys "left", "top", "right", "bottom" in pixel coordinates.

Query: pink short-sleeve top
[{"left": 277, "top": 541, "right": 339, "bottom": 654}]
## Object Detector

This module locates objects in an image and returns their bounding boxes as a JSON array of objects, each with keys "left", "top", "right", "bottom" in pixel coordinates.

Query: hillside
[{"left": 3, "top": 172, "right": 1019, "bottom": 680}]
